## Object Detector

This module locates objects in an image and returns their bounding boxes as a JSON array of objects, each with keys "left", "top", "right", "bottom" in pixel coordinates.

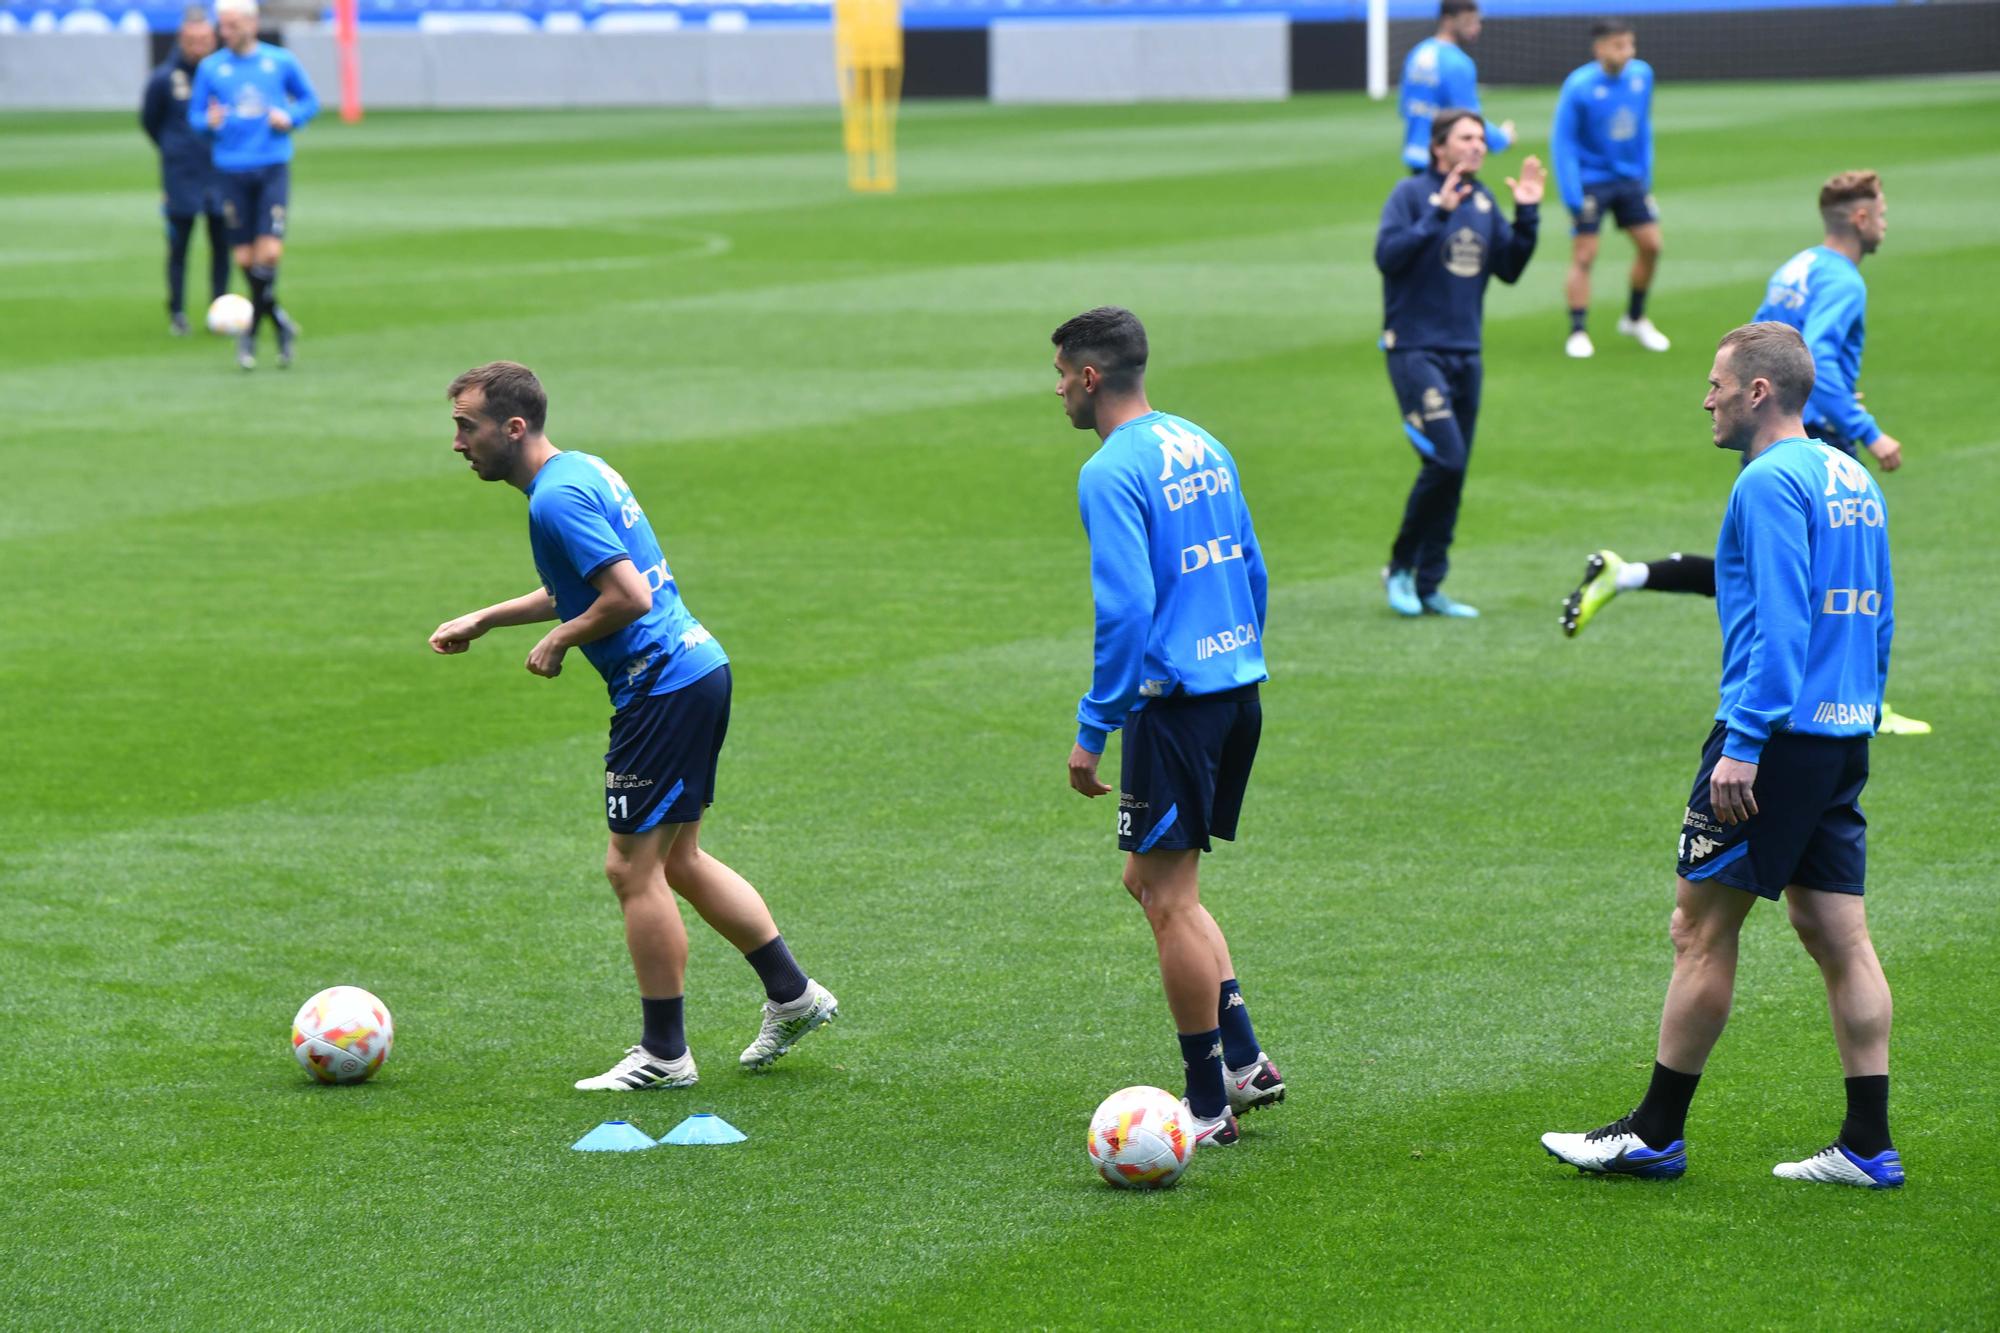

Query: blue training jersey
[
  {"left": 1075, "top": 411, "right": 1269, "bottom": 753},
  {"left": 1714, "top": 438, "right": 1893, "bottom": 763},
  {"left": 525, "top": 451, "right": 729, "bottom": 711},
  {"left": 188, "top": 41, "right": 318, "bottom": 172},
  {"left": 1550, "top": 58, "right": 1654, "bottom": 210},
  {"left": 1397, "top": 37, "right": 1512, "bottom": 170},
  {"left": 1754, "top": 246, "right": 1879, "bottom": 448}
]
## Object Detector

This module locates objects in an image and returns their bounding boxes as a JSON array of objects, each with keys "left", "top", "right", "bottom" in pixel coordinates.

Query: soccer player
[
  {"left": 188, "top": 0, "right": 315, "bottom": 370},
  {"left": 1053, "top": 306, "right": 1284, "bottom": 1149},
  {"left": 1557, "top": 172, "right": 1929, "bottom": 731},
  {"left": 1376, "top": 111, "right": 1542, "bottom": 619},
  {"left": 1542, "top": 323, "right": 1905, "bottom": 1189},
  {"left": 141, "top": 6, "right": 229, "bottom": 337},
  {"left": 1552, "top": 19, "right": 1668, "bottom": 357},
  {"left": 429, "top": 362, "right": 837, "bottom": 1091},
  {"left": 1397, "top": 0, "right": 1514, "bottom": 173}
]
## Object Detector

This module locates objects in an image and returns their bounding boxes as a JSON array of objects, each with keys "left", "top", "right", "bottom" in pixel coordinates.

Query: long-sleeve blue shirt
[
  {"left": 525, "top": 451, "right": 729, "bottom": 711},
  {"left": 188, "top": 41, "right": 318, "bottom": 172},
  {"left": 1397, "top": 37, "right": 1512, "bottom": 170},
  {"left": 1714, "top": 438, "right": 1893, "bottom": 763},
  {"left": 1376, "top": 169, "right": 1538, "bottom": 353},
  {"left": 1753, "top": 246, "right": 1880, "bottom": 447},
  {"left": 1075, "top": 411, "right": 1269, "bottom": 753},
  {"left": 142, "top": 53, "right": 216, "bottom": 189},
  {"left": 1550, "top": 58, "right": 1654, "bottom": 211}
]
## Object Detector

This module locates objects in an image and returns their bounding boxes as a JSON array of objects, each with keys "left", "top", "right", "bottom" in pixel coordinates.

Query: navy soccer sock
[
  {"left": 1641, "top": 552, "right": 1716, "bottom": 596},
  {"left": 1217, "top": 978, "right": 1261, "bottom": 1070},
  {"left": 1839, "top": 1075, "right": 1892, "bottom": 1158},
  {"left": 245, "top": 262, "right": 277, "bottom": 336},
  {"left": 1569, "top": 306, "right": 1588, "bottom": 334},
  {"left": 1179, "top": 1028, "right": 1227, "bottom": 1120},
  {"left": 165, "top": 214, "right": 194, "bottom": 314},
  {"left": 1628, "top": 1061, "right": 1701, "bottom": 1149},
  {"left": 743, "top": 934, "right": 809, "bottom": 1005},
  {"left": 206, "top": 212, "right": 232, "bottom": 303},
  {"left": 1628, "top": 287, "right": 1649, "bottom": 321},
  {"left": 640, "top": 994, "right": 686, "bottom": 1061}
]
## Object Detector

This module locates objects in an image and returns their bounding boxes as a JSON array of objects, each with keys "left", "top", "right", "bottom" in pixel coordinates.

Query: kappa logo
[
  {"left": 1154, "top": 421, "right": 1213, "bottom": 479},
  {"left": 1816, "top": 444, "right": 1871, "bottom": 497},
  {"left": 1685, "top": 834, "right": 1723, "bottom": 862},
  {"left": 624, "top": 652, "right": 656, "bottom": 684},
  {"left": 1474, "top": 191, "right": 1493, "bottom": 214},
  {"left": 1420, "top": 386, "right": 1452, "bottom": 421},
  {"left": 1611, "top": 108, "right": 1638, "bottom": 142}
]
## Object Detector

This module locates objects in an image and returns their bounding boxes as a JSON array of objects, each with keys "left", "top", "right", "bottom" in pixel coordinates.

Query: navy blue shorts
[
  {"left": 1677, "top": 720, "right": 1869, "bottom": 900},
  {"left": 603, "top": 663, "right": 730, "bottom": 836},
  {"left": 1117, "top": 683, "right": 1261, "bottom": 855},
  {"left": 1572, "top": 179, "right": 1657, "bottom": 235},
  {"left": 218, "top": 163, "right": 289, "bottom": 246}
]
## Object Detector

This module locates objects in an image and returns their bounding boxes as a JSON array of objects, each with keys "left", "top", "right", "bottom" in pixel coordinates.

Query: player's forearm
[
  {"left": 1077, "top": 612, "right": 1150, "bottom": 752},
  {"left": 476, "top": 588, "right": 559, "bottom": 631},
  {"left": 545, "top": 589, "right": 647, "bottom": 650}
]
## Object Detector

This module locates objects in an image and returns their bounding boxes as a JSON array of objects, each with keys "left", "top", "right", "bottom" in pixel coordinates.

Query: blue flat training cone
[
  {"left": 572, "top": 1120, "right": 658, "bottom": 1152},
  {"left": 659, "top": 1113, "right": 746, "bottom": 1145}
]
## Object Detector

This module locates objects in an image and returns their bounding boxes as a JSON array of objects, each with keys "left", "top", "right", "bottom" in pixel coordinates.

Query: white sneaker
[
  {"left": 1180, "top": 1098, "right": 1240, "bottom": 1148},
  {"left": 574, "top": 1044, "right": 699, "bottom": 1091},
  {"left": 1617, "top": 315, "right": 1671, "bottom": 351},
  {"left": 740, "top": 979, "right": 838, "bottom": 1069},
  {"left": 1773, "top": 1142, "right": 1904, "bottom": 1189},
  {"left": 1540, "top": 1116, "right": 1686, "bottom": 1178},
  {"left": 1565, "top": 330, "right": 1595, "bottom": 359}
]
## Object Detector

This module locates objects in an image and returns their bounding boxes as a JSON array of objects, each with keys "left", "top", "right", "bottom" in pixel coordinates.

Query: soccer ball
[
  {"left": 206, "top": 293, "right": 254, "bottom": 337},
  {"left": 1087, "top": 1085, "right": 1191, "bottom": 1189},
  {"left": 291, "top": 985, "right": 394, "bottom": 1084}
]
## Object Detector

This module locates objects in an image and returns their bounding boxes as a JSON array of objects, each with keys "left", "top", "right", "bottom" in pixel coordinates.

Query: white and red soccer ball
[
  {"left": 1087, "top": 1085, "right": 1191, "bottom": 1189},
  {"left": 291, "top": 985, "right": 394, "bottom": 1084},
  {"left": 206, "top": 293, "right": 254, "bottom": 337}
]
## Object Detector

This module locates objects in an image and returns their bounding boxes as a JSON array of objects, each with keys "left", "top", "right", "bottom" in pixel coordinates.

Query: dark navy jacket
[
  {"left": 1375, "top": 169, "right": 1538, "bottom": 354},
  {"left": 141, "top": 53, "right": 219, "bottom": 214}
]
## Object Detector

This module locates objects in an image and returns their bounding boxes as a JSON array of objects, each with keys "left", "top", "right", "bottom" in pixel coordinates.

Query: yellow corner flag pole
[{"left": 834, "top": 0, "right": 903, "bottom": 192}]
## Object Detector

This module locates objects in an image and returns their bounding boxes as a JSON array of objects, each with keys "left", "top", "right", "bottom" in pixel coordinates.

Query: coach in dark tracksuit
[
  {"left": 1375, "top": 109, "right": 1543, "bottom": 619},
  {"left": 142, "top": 6, "right": 230, "bottom": 335}
]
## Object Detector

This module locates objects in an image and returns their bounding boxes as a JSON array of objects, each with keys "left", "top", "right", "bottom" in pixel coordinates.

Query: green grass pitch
[{"left": 3, "top": 77, "right": 1997, "bottom": 1327}]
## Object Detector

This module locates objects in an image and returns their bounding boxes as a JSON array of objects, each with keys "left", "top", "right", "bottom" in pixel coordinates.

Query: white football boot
[
  {"left": 1226, "top": 1052, "right": 1287, "bottom": 1115},
  {"left": 575, "top": 1045, "right": 699, "bottom": 1091},
  {"left": 740, "top": 979, "right": 839, "bottom": 1069},
  {"left": 1565, "top": 330, "right": 1596, "bottom": 359},
  {"left": 1773, "top": 1143, "right": 1905, "bottom": 1189},
  {"left": 1617, "top": 315, "right": 1671, "bottom": 351},
  {"left": 1180, "top": 1098, "right": 1240, "bottom": 1148},
  {"left": 1541, "top": 1116, "right": 1686, "bottom": 1178}
]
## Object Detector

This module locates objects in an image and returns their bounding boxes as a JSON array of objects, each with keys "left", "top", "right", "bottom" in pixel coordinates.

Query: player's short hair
[
  {"left": 1430, "top": 107, "right": 1483, "bottom": 153},
  {"left": 448, "top": 361, "right": 548, "bottom": 433},
  {"left": 214, "top": 0, "right": 258, "bottom": 15},
  {"left": 1818, "top": 170, "right": 1882, "bottom": 216},
  {"left": 1439, "top": 0, "right": 1479, "bottom": 19},
  {"left": 181, "top": 4, "right": 213, "bottom": 23},
  {"left": 1590, "top": 17, "right": 1633, "bottom": 39},
  {"left": 1051, "top": 307, "right": 1148, "bottom": 394},
  {"left": 1717, "top": 322, "right": 1815, "bottom": 414}
]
